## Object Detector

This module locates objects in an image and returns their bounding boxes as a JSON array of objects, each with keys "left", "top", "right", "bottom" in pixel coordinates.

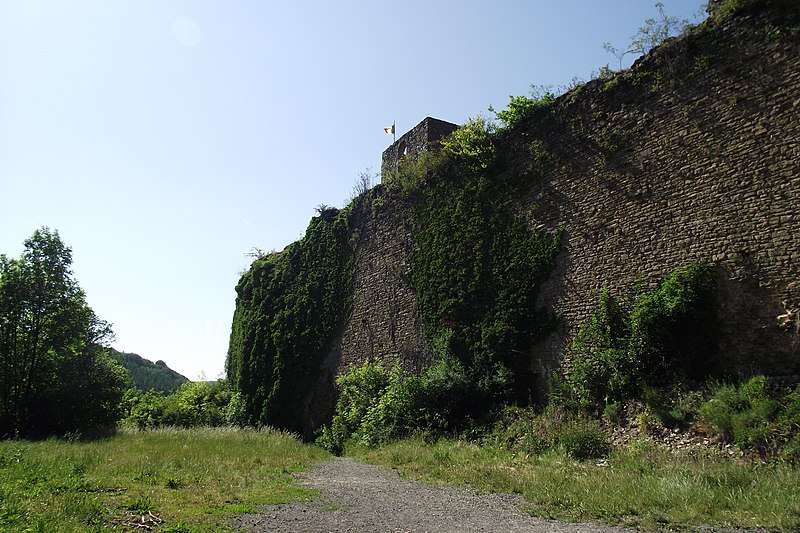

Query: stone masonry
[
  {"left": 314, "top": 3, "right": 799, "bottom": 418},
  {"left": 515, "top": 5, "right": 800, "bottom": 381}
]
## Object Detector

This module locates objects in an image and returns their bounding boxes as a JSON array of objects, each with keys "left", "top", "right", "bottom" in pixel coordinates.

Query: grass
[
  {"left": 4, "top": 424, "right": 798, "bottom": 531},
  {"left": 0, "top": 426, "right": 329, "bottom": 532},
  {"left": 350, "top": 437, "right": 800, "bottom": 531}
]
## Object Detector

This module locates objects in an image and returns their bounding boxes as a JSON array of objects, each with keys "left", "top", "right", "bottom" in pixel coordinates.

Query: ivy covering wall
[
  {"left": 408, "top": 127, "right": 561, "bottom": 404},
  {"left": 225, "top": 206, "right": 356, "bottom": 435}
]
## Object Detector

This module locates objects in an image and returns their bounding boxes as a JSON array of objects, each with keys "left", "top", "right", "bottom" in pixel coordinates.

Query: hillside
[{"left": 112, "top": 349, "right": 189, "bottom": 393}]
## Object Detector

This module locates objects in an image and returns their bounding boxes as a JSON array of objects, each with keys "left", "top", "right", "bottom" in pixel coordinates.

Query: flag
[{"left": 384, "top": 124, "right": 395, "bottom": 135}]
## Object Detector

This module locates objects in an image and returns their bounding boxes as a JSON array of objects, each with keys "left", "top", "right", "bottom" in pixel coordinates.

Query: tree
[
  {"left": 603, "top": 2, "right": 691, "bottom": 70},
  {"left": 0, "top": 228, "right": 129, "bottom": 437}
]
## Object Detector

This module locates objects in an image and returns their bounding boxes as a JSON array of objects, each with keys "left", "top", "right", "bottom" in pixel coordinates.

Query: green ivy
[
  {"left": 225, "top": 206, "right": 356, "bottom": 436},
  {"left": 409, "top": 122, "right": 561, "bottom": 409}
]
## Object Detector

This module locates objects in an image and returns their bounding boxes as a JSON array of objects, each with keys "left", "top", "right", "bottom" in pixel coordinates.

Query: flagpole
[{"left": 393, "top": 121, "right": 398, "bottom": 175}]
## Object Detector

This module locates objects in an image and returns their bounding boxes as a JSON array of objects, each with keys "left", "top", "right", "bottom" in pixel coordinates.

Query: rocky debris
[{"left": 608, "top": 418, "right": 743, "bottom": 459}]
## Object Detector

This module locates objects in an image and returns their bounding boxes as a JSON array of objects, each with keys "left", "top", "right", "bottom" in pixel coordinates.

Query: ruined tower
[{"left": 380, "top": 117, "right": 458, "bottom": 180}]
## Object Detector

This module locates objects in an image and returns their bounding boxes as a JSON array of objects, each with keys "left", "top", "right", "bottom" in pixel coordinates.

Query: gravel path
[{"left": 230, "top": 457, "right": 636, "bottom": 532}]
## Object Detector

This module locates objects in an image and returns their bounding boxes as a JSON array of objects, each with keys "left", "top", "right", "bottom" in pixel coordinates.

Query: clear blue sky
[{"left": 0, "top": 0, "right": 707, "bottom": 380}]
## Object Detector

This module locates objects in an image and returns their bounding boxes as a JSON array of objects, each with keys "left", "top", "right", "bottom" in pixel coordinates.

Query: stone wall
[
  {"left": 322, "top": 191, "right": 434, "bottom": 378},
  {"left": 320, "top": 3, "right": 799, "bottom": 411},
  {"left": 510, "top": 4, "right": 800, "bottom": 380}
]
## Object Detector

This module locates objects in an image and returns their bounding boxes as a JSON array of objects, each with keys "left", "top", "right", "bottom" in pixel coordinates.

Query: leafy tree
[
  {"left": 0, "top": 228, "right": 129, "bottom": 437},
  {"left": 124, "top": 380, "right": 232, "bottom": 429}
]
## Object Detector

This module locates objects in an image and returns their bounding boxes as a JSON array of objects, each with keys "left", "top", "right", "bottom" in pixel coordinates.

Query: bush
[
  {"left": 317, "top": 354, "right": 516, "bottom": 454},
  {"left": 490, "top": 91, "right": 556, "bottom": 130},
  {"left": 698, "top": 377, "right": 798, "bottom": 456},
  {"left": 124, "top": 380, "right": 232, "bottom": 429},
  {"left": 439, "top": 116, "right": 496, "bottom": 170},
  {"left": 557, "top": 420, "right": 611, "bottom": 460},
  {"left": 489, "top": 406, "right": 611, "bottom": 460},
  {"left": 316, "top": 359, "right": 390, "bottom": 454},
  {"left": 488, "top": 406, "right": 549, "bottom": 455},
  {"left": 698, "top": 383, "right": 740, "bottom": 436},
  {"left": 558, "top": 262, "right": 717, "bottom": 414}
]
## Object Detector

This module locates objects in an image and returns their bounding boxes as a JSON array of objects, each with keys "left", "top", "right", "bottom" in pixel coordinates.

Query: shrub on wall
[{"left": 557, "top": 262, "right": 718, "bottom": 413}]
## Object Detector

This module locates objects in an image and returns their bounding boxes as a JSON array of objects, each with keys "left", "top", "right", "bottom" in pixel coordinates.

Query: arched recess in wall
[{"left": 397, "top": 140, "right": 408, "bottom": 162}]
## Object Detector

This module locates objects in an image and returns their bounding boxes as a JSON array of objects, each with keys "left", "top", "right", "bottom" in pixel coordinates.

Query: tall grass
[
  {"left": 0, "top": 426, "right": 328, "bottom": 532},
  {"left": 352, "top": 437, "right": 800, "bottom": 531}
]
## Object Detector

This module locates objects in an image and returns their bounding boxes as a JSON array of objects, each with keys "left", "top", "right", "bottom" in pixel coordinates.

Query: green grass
[
  {"left": 0, "top": 426, "right": 329, "bottom": 532},
  {"left": 351, "top": 437, "right": 800, "bottom": 531}
]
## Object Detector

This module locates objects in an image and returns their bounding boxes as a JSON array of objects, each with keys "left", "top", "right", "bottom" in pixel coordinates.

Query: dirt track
[{"left": 230, "top": 457, "right": 636, "bottom": 532}]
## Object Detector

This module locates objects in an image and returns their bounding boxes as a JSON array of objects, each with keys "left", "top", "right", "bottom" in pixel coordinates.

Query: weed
[
  {"left": 698, "top": 377, "right": 798, "bottom": 457},
  {"left": 127, "top": 494, "right": 155, "bottom": 513}
]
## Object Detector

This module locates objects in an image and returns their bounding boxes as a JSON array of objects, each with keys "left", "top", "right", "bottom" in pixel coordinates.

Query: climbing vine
[
  {"left": 409, "top": 120, "right": 561, "bottom": 407},
  {"left": 226, "top": 206, "right": 356, "bottom": 435}
]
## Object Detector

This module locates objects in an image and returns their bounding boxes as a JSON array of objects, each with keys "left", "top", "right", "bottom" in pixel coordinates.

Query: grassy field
[
  {"left": 0, "top": 427, "right": 329, "bottom": 532},
  {"left": 4, "top": 427, "right": 799, "bottom": 531},
  {"left": 352, "top": 437, "right": 800, "bottom": 531}
]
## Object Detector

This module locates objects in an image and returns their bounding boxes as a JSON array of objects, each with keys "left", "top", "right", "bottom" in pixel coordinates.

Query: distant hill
[{"left": 112, "top": 349, "right": 189, "bottom": 393}]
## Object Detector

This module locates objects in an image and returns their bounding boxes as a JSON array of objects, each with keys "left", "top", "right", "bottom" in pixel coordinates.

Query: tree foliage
[
  {"left": 114, "top": 350, "right": 189, "bottom": 394},
  {"left": 0, "top": 228, "right": 129, "bottom": 437},
  {"left": 489, "top": 90, "right": 556, "bottom": 130},
  {"left": 124, "top": 379, "right": 233, "bottom": 429}
]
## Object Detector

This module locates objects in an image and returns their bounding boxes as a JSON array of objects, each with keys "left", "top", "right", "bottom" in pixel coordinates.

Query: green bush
[
  {"left": 490, "top": 91, "right": 556, "bottom": 130},
  {"left": 318, "top": 353, "right": 516, "bottom": 453},
  {"left": 698, "top": 377, "right": 798, "bottom": 456},
  {"left": 488, "top": 406, "right": 550, "bottom": 455},
  {"left": 558, "top": 262, "right": 717, "bottom": 414},
  {"left": 316, "top": 359, "right": 390, "bottom": 454},
  {"left": 698, "top": 383, "right": 741, "bottom": 435},
  {"left": 557, "top": 420, "right": 611, "bottom": 460},
  {"left": 124, "top": 380, "right": 232, "bottom": 429},
  {"left": 357, "top": 364, "right": 420, "bottom": 447},
  {"left": 489, "top": 406, "right": 610, "bottom": 460},
  {"left": 438, "top": 116, "right": 496, "bottom": 170}
]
